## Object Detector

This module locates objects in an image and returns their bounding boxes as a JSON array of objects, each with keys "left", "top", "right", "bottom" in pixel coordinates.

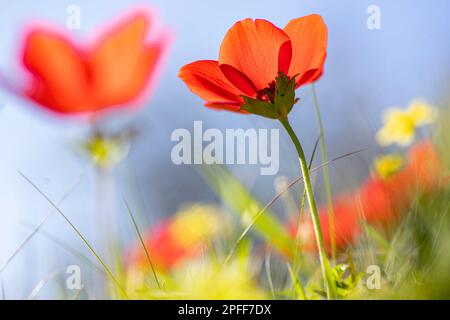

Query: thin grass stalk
[
  {"left": 312, "top": 83, "right": 337, "bottom": 263},
  {"left": 18, "top": 171, "right": 128, "bottom": 298}
]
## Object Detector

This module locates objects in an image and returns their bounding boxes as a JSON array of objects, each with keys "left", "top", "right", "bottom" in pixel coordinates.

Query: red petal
[
  {"left": 219, "top": 19, "right": 291, "bottom": 91},
  {"left": 23, "top": 31, "right": 90, "bottom": 113},
  {"left": 218, "top": 64, "right": 257, "bottom": 96},
  {"left": 278, "top": 40, "right": 293, "bottom": 75},
  {"left": 87, "top": 13, "right": 167, "bottom": 108},
  {"left": 283, "top": 14, "right": 327, "bottom": 87},
  {"left": 179, "top": 60, "right": 245, "bottom": 107},
  {"left": 205, "top": 101, "right": 245, "bottom": 113},
  {"left": 22, "top": 12, "right": 168, "bottom": 115}
]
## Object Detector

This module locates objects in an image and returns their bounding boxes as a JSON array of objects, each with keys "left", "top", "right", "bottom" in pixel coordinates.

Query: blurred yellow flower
[
  {"left": 376, "top": 99, "right": 438, "bottom": 147},
  {"left": 169, "top": 205, "right": 223, "bottom": 248},
  {"left": 407, "top": 100, "right": 439, "bottom": 124},
  {"left": 374, "top": 154, "right": 404, "bottom": 179},
  {"left": 84, "top": 135, "right": 126, "bottom": 167},
  {"left": 125, "top": 257, "right": 265, "bottom": 300},
  {"left": 175, "top": 259, "right": 265, "bottom": 300},
  {"left": 124, "top": 265, "right": 174, "bottom": 300}
]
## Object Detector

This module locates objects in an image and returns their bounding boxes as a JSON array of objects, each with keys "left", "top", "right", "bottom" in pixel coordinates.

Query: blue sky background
[{"left": 0, "top": 0, "right": 449, "bottom": 298}]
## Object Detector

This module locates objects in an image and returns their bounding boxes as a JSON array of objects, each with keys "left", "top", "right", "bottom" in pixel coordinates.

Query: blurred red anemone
[
  {"left": 127, "top": 221, "right": 193, "bottom": 272},
  {"left": 178, "top": 15, "right": 327, "bottom": 113},
  {"left": 292, "top": 140, "right": 446, "bottom": 251},
  {"left": 126, "top": 211, "right": 219, "bottom": 272},
  {"left": 18, "top": 11, "right": 170, "bottom": 115}
]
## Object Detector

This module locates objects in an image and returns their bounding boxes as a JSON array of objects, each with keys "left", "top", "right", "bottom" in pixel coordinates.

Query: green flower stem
[
  {"left": 280, "top": 117, "right": 334, "bottom": 299},
  {"left": 312, "top": 84, "right": 337, "bottom": 263}
]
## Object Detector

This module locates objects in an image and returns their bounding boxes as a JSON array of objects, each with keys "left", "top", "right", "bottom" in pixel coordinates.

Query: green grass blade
[
  {"left": 200, "top": 164, "right": 295, "bottom": 261},
  {"left": 207, "top": 149, "right": 364, "bottom": 263},
  {"left": 312, "top": 83, "right": 337, "bottom": 263},
  {"left": 123, "top": 197, "right": 161, "bottom": 289},
  {"left": 0, "top": 165, "right": 89, "bottom": 274},
  {"left": 26, "top": 270, "right": 61, "bottom": 300},
  {"left": 287, "top": 262, "right": 307, "bottom": 300},
  {"left": 264, "top": 250, "right": 276, "bottom": 298},
  {"left": 21, "top": 221, "right": 106, "bottom": 275},
  {"left": 18, "top": 171, "right": 128, "bottom": 299}
]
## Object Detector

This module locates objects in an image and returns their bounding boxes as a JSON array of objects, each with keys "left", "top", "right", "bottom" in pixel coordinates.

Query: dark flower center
[{"left": 256, "top": 80, "right": 276, "bottom": 104}]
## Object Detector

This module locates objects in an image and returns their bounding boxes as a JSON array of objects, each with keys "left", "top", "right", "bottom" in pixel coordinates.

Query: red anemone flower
[
  {"left": 292, "top": 140, "right": 447, "bottom": 252},
  {"left": 126, "top": 218, "right": 214, "bottom": 272},
  {"left": 179, "top": 15, "right": 327, "bottom": 114},
  {"left": 16, "top": 10, "right": 170, "bottom": 116},
  {"left": 127, "top": 221, "right": 193, "bottom": 272}
]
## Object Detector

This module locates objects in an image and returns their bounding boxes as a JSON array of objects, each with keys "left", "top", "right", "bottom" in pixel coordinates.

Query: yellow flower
[
  {"left": 125, "top": 257, "right": 265, "bottom": 300},
  {"left": 84, "top": 135, "right": 127, "bottom": 167},
  {"left": 175, "top": 259, "right": 265, "bottom": 300},
  {"left": 373, "top": 154, "right": 404, "bottom": 179},
  {"left": 407, "top": 99, "right": 438, "bottom": 125},
  {"left": 169, "top": 205, "right": 224, "bottom": 248},
  {"left": 376, "top": 99, "right": 438, "bottom": 147}
]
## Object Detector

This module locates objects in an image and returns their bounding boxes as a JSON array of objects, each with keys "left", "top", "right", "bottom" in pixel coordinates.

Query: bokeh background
[{"left": 0, "top": 0, "right": 449, "bottom": 298}]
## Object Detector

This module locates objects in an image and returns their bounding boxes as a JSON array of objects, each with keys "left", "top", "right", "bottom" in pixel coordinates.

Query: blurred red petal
[
  {"left": 21, "top": 11, "right": 169, "bottom": 115},
  {"left": 23, "top": 31, "right": 90, "bottom": 113},
  {"left": 87, "top": 14, "right": 167, "bottom": 108}
]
